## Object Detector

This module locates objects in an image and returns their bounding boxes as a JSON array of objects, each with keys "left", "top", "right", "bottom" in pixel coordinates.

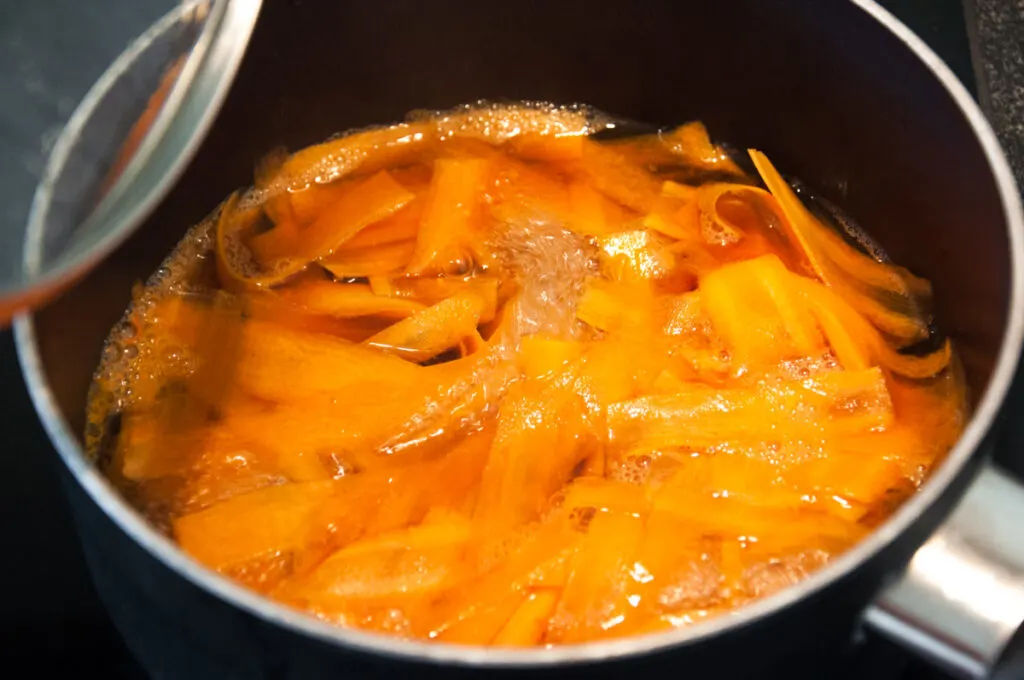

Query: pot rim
[{"left": 15, "top": 0, "right": 1024, "bottom": 668}]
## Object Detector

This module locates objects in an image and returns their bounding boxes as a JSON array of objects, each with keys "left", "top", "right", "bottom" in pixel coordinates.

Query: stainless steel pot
[{"left": 15, "top": 1, "right": 1024, "bottom": 678}]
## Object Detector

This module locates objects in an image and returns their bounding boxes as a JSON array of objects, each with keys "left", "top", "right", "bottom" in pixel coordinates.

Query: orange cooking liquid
[{"left": 87, "top": 102, "right": 966, "bottom": 645}]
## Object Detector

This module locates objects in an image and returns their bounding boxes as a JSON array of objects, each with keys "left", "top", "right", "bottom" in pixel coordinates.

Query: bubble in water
[
  {"left": 609, "top": 454, "right": 653, "bottom": 485},
  {"left": 85, "top": 210, "right": 218, "bottom": 464}
]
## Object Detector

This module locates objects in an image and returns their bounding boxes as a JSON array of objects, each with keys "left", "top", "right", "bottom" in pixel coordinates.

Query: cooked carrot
[
  {"left": 458, "top": 330, "right": 488, "bottom": 357},
  {"left": 794, "top": 275, "right": 951, "bottom": 378},
  {"left": 655, "top": 493, "right": 869, "bottom": 551},
  {"left": 269, "top": 279, "right": 424, "bottom": 318},
  {"left": 661, "top": 121, "right": 744, "bottom": 176},
  {"left": 422, "top": 513, "right": 579, "bottom": 636},
  {"left": 700, "top": 256, "right": 799, "bottom": 367},
  {"left": 788, "top": 453, "right": 906, "bottom": 511},
  {"left": 493, "top": 590, "right": 560, "bottom": 646},
  {"left": 602, "top": 122, "right": 743, "bottom": 180},
  {"left": 571, "top": 338, "right": 667, "bottom": 408},
  {"left": 749, "top": 150, "right": 931, "bottom": 345},
  {"left": 249, "top": 170, "right": 416, "bottom": 267},
  {"left": 510, "top": 133, "right": 585, "bottom": 162},
  {"left": 435, "top": 593, "right": 526, "bottom": 644},
  {"left": 215, "top": 193, "right": 305, "bottom": 290},
  {"left": 576, "top": 278, "right": 660, "bottom": 336},
  {"left": 364, "top": 289, "right": 490, "bottom": 362},
  {"left": 320, "top": 239, "right": 417, "bottom": 278},
  {"left": 114, "top": 397, "right": 333, "bottom": 486},
  {"left": 285, "top": 182, "right": 350, "bottom": 225},
  {"left": 290, "top": 517, "right": 471, "bottom": 611},
  {"left": 363, "top": 423, "right": 496, "bottom": 534},
  {"left": 606, "top": 367, "right": 894, "bottom": 451},
  {"left": 695, "top": 183, "right": 800, "bottom": 266},
  {"left": 335, "top": 196, "right": 424, "bottom": 250},
  {"left": 474, "top": 380, "right": 589, "bottom": 534},
  {"left": 662, "top": 180, "right": 698, "bottom": 201},
  {"left": 567, "top": 180, "right": 631, "bottom": 236},
  {"left": 489, "top": 157, "right": 575, "bottom": 228},
  {"left": 578, "top": 139, "right": 662, "bottom": 213},
  {"left": 518, "top": 335, "right": 584, "bottom": 379},
  {"left": 548, "top": 511, "right": 645, "bottom": 642},
  {"left": 561, "top": 477, "right": 647, "bottom": 515},
  {"left": 174, "top": 480, "right": 336, "bottom": 570},
  {"left": 746, "top": 254, "right": 823, "bottom": 355},
  {"left": 407, "top": 158, "right": 491, "bottom": 274},
  {"left": 267, "top": 122, "right": 434, "bottom": 194},
  {"left": 287, "top": 464, "right": 441, "bottom": 577},
  {"left": 368, "top": 274, "right": 500, "bottom": 310},
  {"left": 286, "top": 165, "right": 430, "bottom": 227},
  {"left": 642, "top": 194, "right": 700, "bottom": 242},
  {"left": 230, "top": 319, "right": 423, "bottom": 401},
  {"left": 245, "top": 292, "right": 395, "bottom": 341},
  {"left": 597, "top": 230, "right": 677, "bottom": 284},
  {"left": 101, "top": 106, "right": 967, "bottom": 648}
]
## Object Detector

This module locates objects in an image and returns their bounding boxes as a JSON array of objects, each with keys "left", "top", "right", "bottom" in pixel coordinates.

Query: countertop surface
[
  {"left": 0, "top": 1, "right": 1020, "bottom": 677},
  {"left": 969, "top": 0, "right": 1024, "bottom": 183}
]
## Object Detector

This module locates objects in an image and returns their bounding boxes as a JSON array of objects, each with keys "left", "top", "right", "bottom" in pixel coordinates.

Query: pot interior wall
[{"left": 32, "top": 0, "right": 1011, "bottom": 455}]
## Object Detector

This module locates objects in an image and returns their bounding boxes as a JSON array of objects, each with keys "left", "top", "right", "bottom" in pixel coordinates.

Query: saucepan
[{"left": 14, "top": 1, "right": 1024, "bottom": 678}]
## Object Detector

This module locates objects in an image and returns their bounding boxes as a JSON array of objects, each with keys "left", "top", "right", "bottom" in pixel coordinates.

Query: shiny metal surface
[
  {"left": 0, "top": 0, "right": 260, "bottom": 323},
  {"left": 11, "top": 0, "right": 1024, "bottom": 674},
  {"left": 866, "top": 464, "right": 1024, "bottom": 679}
]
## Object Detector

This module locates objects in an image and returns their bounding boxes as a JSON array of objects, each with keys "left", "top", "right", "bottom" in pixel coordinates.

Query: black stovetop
[{"left": 0, "top": 1, "right": 1018, "bottom": 677}]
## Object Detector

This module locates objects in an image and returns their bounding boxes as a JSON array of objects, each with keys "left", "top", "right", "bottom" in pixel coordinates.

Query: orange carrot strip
[
  {"left": 578, "top": 139, "right": 662, "bottom": 213},
  {"left": 606, "top": 367, "right": 894, "bottom": 450},
  {"left": 795, "top": 276, "right": 951, "bottom": 378},
  {"left": 493, "top": 590, "right": 560, "bottom": 646},
  {"left": 249, "top": 170, "right": 416, "bottom": 266},
  {"left": 597, "top": 230, "right": 677, "bottom": 284},
  {"left": 364, "top": 290, "right": 490, "bottom": 362},
  {"left": 246, "top": 293, "right": 394, "bottom": 341},
  {"left": 115, "top": 400, "right": 333, "bottom": 485},
  {"left": 320, "top": 240, "right": 417, "bottom": 278},
  {"left": 231, "top": 319, "right": 423, "bottom": 401},
  {"left": 407, "top": 158, "right": 491, "bottom": 274},
  {"left": 287, "top": 182, "right": 349, "bottom": 225},
  {"left": 335, "top": 197, "right": 424, "bottom": 250},
  {"left": 568, "top": 180, "right": 627, "bottom": 236},
  {"left": 699, "top": 256, "right": 794, "bottom": 366},
  {"left": 661, "top": 181, "right": 698, "bottom": 201},
  {"left": 422, "top": 516, "right": 578, "bottom": 638},
  {"left": 293, "top": 518, "right": 471, "bottom": 607},
  {"left": 749, "top": 150, "right": 931, "bottom": 345},
  {"left": 518, "top": 335, "right": 584, "bottom": 380},
  {"left": 661, "top": 121, "right": 744, "bottom": 175},
  {"left": 368, "top": 274, "right": 500, "bottom": 311},
  {"left": 576, "top": 279, "right": 660, "bottom": 336},
  {"left": 652, "top": 492, "right": 867, "bottom": 547},
  {"left": 268, "top": 122, "right": 434, "bottom": 194},
  {"left": 174, "top": 480, "right": 336, "bottom": 570},
  {"left": 510, "top": 133, "right": 585, "bottom": 162},
  {"left": 788, "top": 453, "right": 906, "bottom": 509},
  {"left": 642, "top": 195, "right": 697, "bottom": 241},
  {"left": 436, "top": 593, "right": 526, "bottom": 644},
  {"left": 474, "top": 381, "right": 589, "bottom": 534},
  {"left": 548, "top": 511, "right": 645, "bottom": 643},
  {"left": 215, "top": 193, "right": 307, "bottom": 290},
  {"left": 269, "top": 280, "right": 425, "bottom": 318},
  {"left": 745, "top": 254, "right": 823, "bottom": 355},
  {"left": 561, "top": 477, "right": 647, "bottom": 515}
]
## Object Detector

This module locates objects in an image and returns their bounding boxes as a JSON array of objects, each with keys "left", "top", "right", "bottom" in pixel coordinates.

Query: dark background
[{"left": 0, "top": 1, "right": 1017, "bottom": 677}]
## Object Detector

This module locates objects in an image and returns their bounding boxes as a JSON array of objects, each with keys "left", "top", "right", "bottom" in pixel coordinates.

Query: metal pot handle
[{"left": 864, "top": 463, "right": 1024, "bottom": 679}]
